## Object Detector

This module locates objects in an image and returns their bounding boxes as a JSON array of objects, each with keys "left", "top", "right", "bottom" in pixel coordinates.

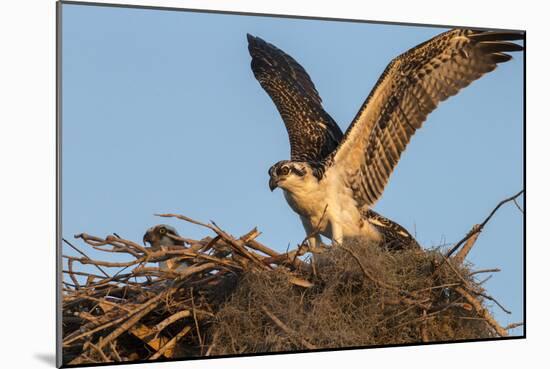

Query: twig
[
  {"left": 261, "top": 306, "right": 316, "bottom": 350},
  {"left": 512, "top": 198, "right": 524, "bottom": 214},
  {"left": 190, "top": 288, "right": 203, "bottom": 351},
  {"left": 469, "top": 268, "right": 501, "bottom": 276},
  {"left": 157, "top": 213, "right": 271, "bottom": 270},
  {"left": 88, "top": 342, "right": 110, "bottom": 362},
  {"left": 454, "top": 287, "right": 508, "bottom": 337},
  {"left": 246, "top": 239, "right": 279, "bottom": 258},
  {"left": 149, "top": 326, "right": 192, "bottom": 360},
  {"left": 69, "top": 292, "right": 165, "bottom": 365},
  {"left": 445, "top": 190, "right": 524, "bottom": 258},
  {"left": 454, "top": 224, "right": 481, "bottom": 263},
  {"left": 153, "top": 310, "right": 191, "bottom": 333},
  {"left": 473, "top": 291, "right": 512, "bottom": 314},
  {"left": 67, "top": 259, "right": 80, "bottom": 290},
  {"left": 504, "top": 322, "right": 524, "bottom": 330},
  {"left": 63, "top": 238, "right": 110, "bottom": 278},
  {"left": 109, "top": 342, "right": 122, "bottom": 362},
  {"left": 421, "top": 309, "right": 429, "bottom": 342}
]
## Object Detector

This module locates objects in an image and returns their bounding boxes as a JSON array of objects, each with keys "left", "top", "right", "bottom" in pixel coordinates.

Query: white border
[{"left": 1, "top": 1, "right": 546, "bottom": 368}]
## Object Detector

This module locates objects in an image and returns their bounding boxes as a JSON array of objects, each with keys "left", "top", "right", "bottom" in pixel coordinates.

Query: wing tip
[
  {"left": 466, "top": 30, "right": 524, "bottom": 64},
  {"left": 469, "top": 30, "right": 525, "bottom": 42},
  {"left": 246, "top": 33, "right": 271, "bottom": 58}
]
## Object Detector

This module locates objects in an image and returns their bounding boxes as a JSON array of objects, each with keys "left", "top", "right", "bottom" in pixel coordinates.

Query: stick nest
[{"left": 62, "top": 213, "right": 515, "bottom": 365}]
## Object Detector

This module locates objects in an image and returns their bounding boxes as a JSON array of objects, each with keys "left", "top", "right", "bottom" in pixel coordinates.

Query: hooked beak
[
  {"left": 143, "top": 232, "right": 151, "bottom": 246},
  {"left": 269, "top": 177, "right": 279, "bottom": 192}
]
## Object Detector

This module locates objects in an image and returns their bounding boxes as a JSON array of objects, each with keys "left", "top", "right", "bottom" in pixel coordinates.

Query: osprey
[
  {"left": 247, "top": 29, "right": 523, "bottom": 251},
  {"left": 143, "top": 224, "right": 192, "bottom": 271}
]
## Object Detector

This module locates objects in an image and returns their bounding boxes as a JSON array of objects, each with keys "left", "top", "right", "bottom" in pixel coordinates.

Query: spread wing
[
  {"left": 326, "top": 29, "right": 524, "bottom": 207},
  {"left": 247, "top": 34, "right": 343, "bottom": 162}
]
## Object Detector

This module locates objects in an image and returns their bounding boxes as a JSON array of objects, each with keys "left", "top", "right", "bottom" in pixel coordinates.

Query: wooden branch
[
  {"left": 88, "top": 342, "right": 110, "bottom": 362},
  {"left": 446, "top": 190, "right": 524, "bottom": 258},
  {"left": 129, "top": 323, "right": 171, "bottom": 356},
  {"left": 454, "top": 224, "right": 481, "bottom": 263},
  {"left": 512, "top": 198, "right": 524, "bottom": 214},
  {"left": 109, "top": 342, "right": 122, "bottom": 362},
  {"left": 153, "top": 310, "right": 191, "bottom": 333},
  {"left": 63, "top": 314, "right": 129, "bottom": 347},
  {"left": 64, "top": 238, "right": 110, "bottom": 278},
  {"left": 246, "top": 239, "right": 279, "bottom": 258},
  {"left": 67, "top": 259, "right": 80, "bottom": 290},
  {"left": 69, "top": 292, "right": 165, "bottom": 365},
  {"left": 149, "top": 326, "right": 192, "bottom": 360},
  {"left": 455, "top": 287, "right": 508, "bottom": 337},
  {"left": 469, "top": 268, "right": 501, "bottom": 276},
  {"left": 472, "top": 291, "right": 512, "bottom": 314},
  {"left": 156, "top": 213, "right": 271, "bottom": 270},
  {"left": 504, "top": 322, "right": 524, "bottom": 330},
  {"left": 261, "top": 306, "right": 317, "bottom": 350}
]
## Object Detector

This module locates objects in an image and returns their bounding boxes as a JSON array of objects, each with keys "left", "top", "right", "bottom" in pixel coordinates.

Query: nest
[{"left": 62, "top": 213, "right": 519, "bottom": 366}]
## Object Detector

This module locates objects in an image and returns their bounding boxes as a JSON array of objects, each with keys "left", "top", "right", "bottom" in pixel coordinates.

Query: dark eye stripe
[{"left": 290, "top": 166, "right": 305, "bottom": 176}]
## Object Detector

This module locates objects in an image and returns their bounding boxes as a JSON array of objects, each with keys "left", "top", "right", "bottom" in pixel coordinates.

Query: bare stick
[
  {"left": 455, "top": 287, "right": 508, "bottom": 337},
  {"left": 261, "top": 306, "right": 316, "bottom": 350},
  {"left": 88, "top": 342, "right": 110, "bottom": 362},
  {"left": 504, "top": 322, "right": 524, "bottom": 330},
  {"left": 69, "top": 292, "right": 165, "bottom": 365},
  {"left": 153, "top": 310, "right": 191, "bottom": 333},
  {"left": 157, "top": 213, "right": 271, "bottom": 270},
  {"left": 149, "top": 326, "right": 192, "bottom": 360},
  {"left": 63, "top": 238, "right": 110, "bottom": 278},
  {"left": 67, "top": 259, "right": 80, "bottom": 290},
  {"left": 446, "top": 190, "right": 524, "bottom": 258},
  {"left": 473, "top": 291, "right": 512, "bottom": 314},
  {"left": 421, "top": 310, "right": 429, "bottom": 342},
  {"left": 246, "top": 239, "right": 279, "bottom": 257},
  {"left": 63, "top": 314, "right": 129, "bottom": 347},
  {"left": 470, "top": 268, "right": 501, "bottom": 276},
  {"left": 454, "top": 224, "right": 481, "bottom": 263},
  {"left": 190, "top": 288, "right": 203, "bottom": 350},
  {"left": 512, "top": 198, "right": 524, "bottom": 214},
  {"left": 109, "top": 342, "right": 122, "bottom": 362}
]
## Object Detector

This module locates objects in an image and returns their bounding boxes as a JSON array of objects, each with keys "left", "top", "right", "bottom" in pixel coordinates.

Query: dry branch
[
  {"left": 455, "top": 287, "right": 509, "bottom": 337},
  {"left": 261, "top": 306, "right": 317, "bottom": 350},
  {"left": 446, "top": 190, "right": 524, "bottom": 258}
]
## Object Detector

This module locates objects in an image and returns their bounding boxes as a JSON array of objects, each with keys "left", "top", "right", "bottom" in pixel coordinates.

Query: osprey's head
[
  {"left": 142, "top": 224, "right": 182, "bottom": 250},
  {"left": 268, "top": 160, "right": 320, "bottom": 192}
]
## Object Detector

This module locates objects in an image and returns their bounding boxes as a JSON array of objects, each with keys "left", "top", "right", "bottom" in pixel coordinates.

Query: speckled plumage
[
  {"left": 248, "top": 29, "right": 523, "bottom": 250},
  {"left": 247, "top": 34, "right": 343, "bottom": 163}
]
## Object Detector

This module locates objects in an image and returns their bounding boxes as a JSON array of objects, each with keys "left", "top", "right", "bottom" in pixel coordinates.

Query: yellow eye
[{"left": 159, "top": 227, "right": 166, "bottom": 234}]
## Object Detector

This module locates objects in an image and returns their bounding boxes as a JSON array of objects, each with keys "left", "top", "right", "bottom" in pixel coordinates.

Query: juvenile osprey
[
  {"left": 247, "top": 29, "right": 523, "bottom": 251},
  {"left": 143, "top": 224, "right": 191, "bottom": 271}
]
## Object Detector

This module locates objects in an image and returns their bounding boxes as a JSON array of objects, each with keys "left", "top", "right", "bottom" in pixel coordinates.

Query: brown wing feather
[
  {"left": 247, "top": 34, "right": 344, "bottom": 162},
  {"left": 326, "top": 29, "right": 523, "bottom": 207}
]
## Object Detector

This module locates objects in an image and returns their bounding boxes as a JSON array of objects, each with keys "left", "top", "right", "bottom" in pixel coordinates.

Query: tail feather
[{"left": 363, "top": 209, "right": 420, "bottom": 251}]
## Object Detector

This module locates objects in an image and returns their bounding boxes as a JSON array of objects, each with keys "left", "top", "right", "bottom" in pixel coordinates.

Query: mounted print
[{"left": 57, "top": 1, "right": 525, "bottom": 367}]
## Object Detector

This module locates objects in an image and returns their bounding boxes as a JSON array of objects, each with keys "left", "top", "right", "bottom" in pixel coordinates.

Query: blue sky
[{"left": 61, "top": 4, "right": 524, "bottom": 336}]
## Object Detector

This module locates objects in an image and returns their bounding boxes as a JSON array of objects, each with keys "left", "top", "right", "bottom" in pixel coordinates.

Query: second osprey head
[
  {"left": 268, "top": 160, "right": 323, "bottom": 192},
  {"left": 142, "top": 224, "right": 182, "bottom": 250}
]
